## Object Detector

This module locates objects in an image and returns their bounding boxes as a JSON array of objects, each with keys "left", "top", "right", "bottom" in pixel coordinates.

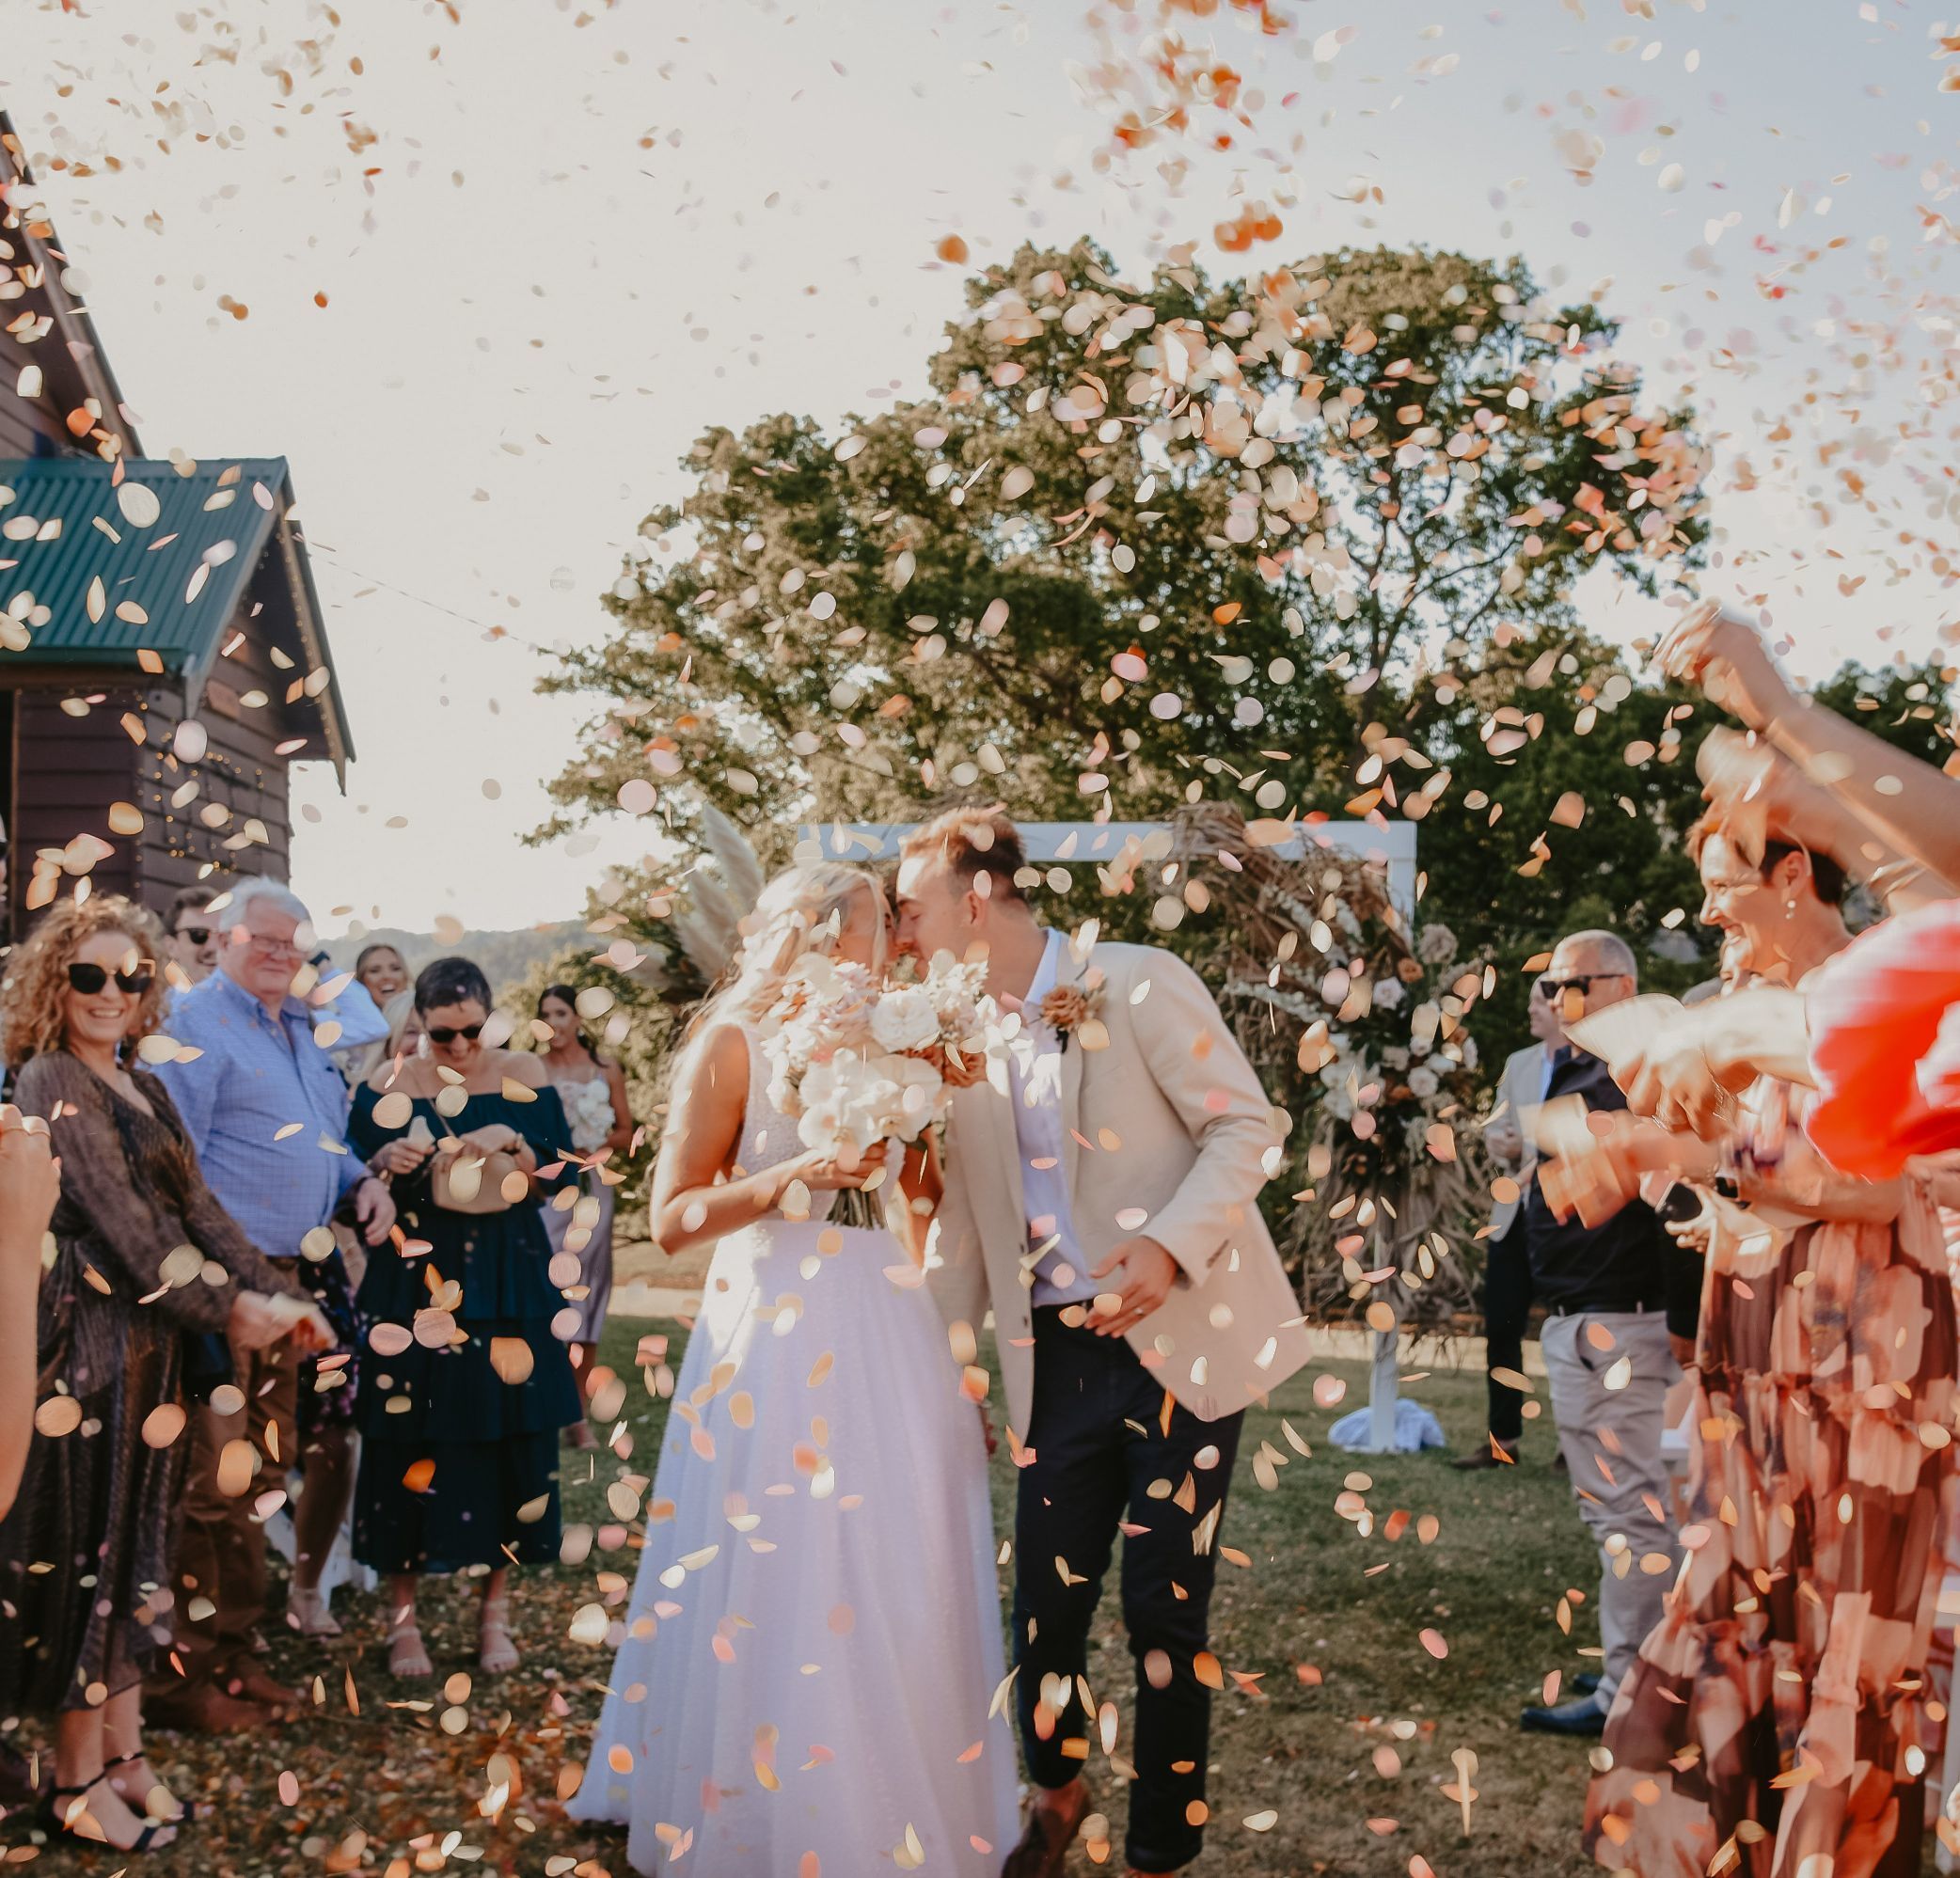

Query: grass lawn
[{"left": 9, "top": 1320, "right": 1626, "bottom": 1878}]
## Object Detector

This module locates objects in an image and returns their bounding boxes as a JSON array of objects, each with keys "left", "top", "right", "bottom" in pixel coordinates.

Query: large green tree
[{"left": 538, "top": 240, "right": 1707, "bottom": 860}]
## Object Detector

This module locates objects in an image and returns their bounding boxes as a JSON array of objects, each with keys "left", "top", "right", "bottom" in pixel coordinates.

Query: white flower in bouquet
[
  {"left": 1371, "top": 977, "right": 1405, "bottom": 1012},
  {"left": 1406, "top": 1065, "right": 1440, "bottom": 1101},
  {"left": 797, "top": 1051, "right": 946, "bottom": 1152},
  {"left": 909, "top": 951, "right": 997, "bottom": 1054},
  {"left": 756, "top": 956, "right": 879, "bottom": 1114},
  {"left": 869, "top": 985, "right": 940, "bottom": 1053}
]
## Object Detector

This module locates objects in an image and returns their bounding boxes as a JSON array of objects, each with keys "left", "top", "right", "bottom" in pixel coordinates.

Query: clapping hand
[
  {"left": 371, "top": 1136, "right": 433, "bottom": 1178},
  {"left": 1605, "top": 1013, "right": 1738, "bottom": 1139}
]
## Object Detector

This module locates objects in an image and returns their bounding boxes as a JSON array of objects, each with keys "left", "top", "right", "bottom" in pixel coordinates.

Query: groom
[{"left": 896, "top": 807, "right": 1310, "bottom": 1878}]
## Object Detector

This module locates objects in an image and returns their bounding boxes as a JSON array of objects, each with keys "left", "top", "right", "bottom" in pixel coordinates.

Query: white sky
[{"left": 8, "top": 0, "right": 1960, "bottom": 932}]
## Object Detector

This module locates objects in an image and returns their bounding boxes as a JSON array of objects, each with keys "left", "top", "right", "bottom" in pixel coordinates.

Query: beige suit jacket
[
  {"left": 1486, "top": 1041, "right": 1551, "bottom": 1239},
  {"left": 926, "top": 938, "right": 1311, "bottom": 1435}
]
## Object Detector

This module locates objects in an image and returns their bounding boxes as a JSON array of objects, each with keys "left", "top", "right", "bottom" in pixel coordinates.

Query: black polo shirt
[{"left": 1523, "top": 1045, "right": 1702, "bottom": 1338}]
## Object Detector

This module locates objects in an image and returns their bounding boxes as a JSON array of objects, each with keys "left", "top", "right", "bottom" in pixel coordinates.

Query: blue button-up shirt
[{"left": 158, "top": 970, "right": 366, "bottom": 1261}]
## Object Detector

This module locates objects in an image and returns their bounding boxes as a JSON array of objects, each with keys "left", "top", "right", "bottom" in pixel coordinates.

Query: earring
[{"left": 1785, "top": 898, "right": 1797, "bottom": 917}]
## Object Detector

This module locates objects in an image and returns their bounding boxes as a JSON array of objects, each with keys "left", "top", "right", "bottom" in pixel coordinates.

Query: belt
[{"left": 1544, "top": 1300, "right": 1659, "bottom": 1318}]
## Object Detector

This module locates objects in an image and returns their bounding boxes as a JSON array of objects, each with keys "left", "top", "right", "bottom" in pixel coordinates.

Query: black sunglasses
[
  {"left": 1538, "top": 972, "right": 1623, "bottom": 999},
  {"left": 425, "top": 1022, "right": 484, "bottom": 1045},
  {"left": 176, "top": 925, "right": 212, "bottom": 946},
  {"left": 68, "top": 961, "right": 154, "bottom": 995}
]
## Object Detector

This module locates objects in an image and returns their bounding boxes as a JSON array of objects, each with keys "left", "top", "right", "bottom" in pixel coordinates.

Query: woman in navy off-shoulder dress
[{"left": 347, "top": 955, "right": 579, "bottom": 1681}]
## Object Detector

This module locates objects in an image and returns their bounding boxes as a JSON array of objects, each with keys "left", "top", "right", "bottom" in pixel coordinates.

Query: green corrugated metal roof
[
  {"left": 0, "top": 456, "right": 284, "bottom": 664},
  {"left": 0, "top": 455, "right": 353, "bottom": 776}
]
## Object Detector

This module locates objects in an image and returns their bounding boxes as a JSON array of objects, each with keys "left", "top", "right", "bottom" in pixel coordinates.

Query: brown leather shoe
[
  {"left": 1451, "top": 1440, "right": 1519, "bottom": 1472},
  {"left": 1003, "top": 1787, "right": 1089, "bottom": 1878},
  {"left": 145, "top": 1682, "right": 272, "bottom": 1734}
]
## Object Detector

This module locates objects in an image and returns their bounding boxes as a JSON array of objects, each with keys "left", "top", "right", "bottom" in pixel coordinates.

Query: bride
[{"left": 569, "top": 861, "right": 1017, "bottom": 1874}]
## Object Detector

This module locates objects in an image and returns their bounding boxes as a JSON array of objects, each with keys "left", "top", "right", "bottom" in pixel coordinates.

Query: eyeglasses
[
  {"left": 1537, "top": 973, "right": 1622, "bottom": 1000},
  {"left": 245, "top": 935, "right": 304, "bottom": 960},
  {"left": 424, "top": 1023, "right": 484, "bottom": 1045},
  {"left": 68, "top": 961, "right": 155, "bottom": 995},
  {"left": 176, "top": 925, "right": 212, "bottom": 946}
]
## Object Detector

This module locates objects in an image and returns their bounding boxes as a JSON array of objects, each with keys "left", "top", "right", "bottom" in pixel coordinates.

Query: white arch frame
[{"left": 797, "top": 817, "right": 1418, "bottom": 916}]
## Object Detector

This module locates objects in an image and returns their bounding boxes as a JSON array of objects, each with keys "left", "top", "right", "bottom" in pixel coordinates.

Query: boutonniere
[{"left": 1039, "top": 977, "right": 1108, "bottom": 1051}]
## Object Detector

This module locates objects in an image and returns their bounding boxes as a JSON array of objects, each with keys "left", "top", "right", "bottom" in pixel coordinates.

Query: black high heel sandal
[
  {"left": 103, "top": 1749, "right": 200, "bottom": 1823},
  {"left": 41, "top": 1775, "right": 178, "bottom": 1853}
]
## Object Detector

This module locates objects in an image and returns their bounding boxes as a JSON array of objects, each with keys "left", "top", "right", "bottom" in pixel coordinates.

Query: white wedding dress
[{"left": 569, "top": 1027, "right": 1017, "bottom": 1874}]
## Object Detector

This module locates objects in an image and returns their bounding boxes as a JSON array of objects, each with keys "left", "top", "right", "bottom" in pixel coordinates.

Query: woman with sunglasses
[
  {"left": 347, "top": 956, "right": 579, "bottom": 1680},
  {"left": 0, "top": 895, "right": 332, "bottom": 1853}
]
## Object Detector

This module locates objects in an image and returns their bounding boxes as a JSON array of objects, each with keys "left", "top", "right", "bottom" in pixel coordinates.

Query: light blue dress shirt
[
  {"left": 158, "top": 971, "right": 367, "bottom": 1261},
  {"left": 1014, "top": 928, "right": 1099, "bottom": 1309}
]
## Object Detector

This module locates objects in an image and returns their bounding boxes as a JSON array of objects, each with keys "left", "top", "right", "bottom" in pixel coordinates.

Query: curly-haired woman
[{"left": 0, "top": 895, "right": 331, "bottom": 1853}]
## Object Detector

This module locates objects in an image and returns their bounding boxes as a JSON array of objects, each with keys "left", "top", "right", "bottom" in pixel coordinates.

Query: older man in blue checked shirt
[{"left": 148, "top": 877, "right": 397, "bottom": 1730}]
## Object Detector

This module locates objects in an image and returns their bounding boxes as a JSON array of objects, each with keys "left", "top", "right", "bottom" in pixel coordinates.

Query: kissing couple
[{"left": 572, "top": 806, "right": 1309, "bottom": 1876}]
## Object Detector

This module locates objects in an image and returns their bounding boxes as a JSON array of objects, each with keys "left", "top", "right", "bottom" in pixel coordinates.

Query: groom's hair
[{"left": 900, "top": 805, "right": 1028, "bottom": 904}]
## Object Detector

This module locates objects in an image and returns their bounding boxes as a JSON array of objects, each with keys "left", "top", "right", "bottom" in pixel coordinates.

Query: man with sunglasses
[
  {"left": 165, "top": 884, "right": 223, "bottom": 989},
  {"left": 1517, "top": 930, "right": 1701, "bottom": 1739},
  {"left": 148, "top": 877, "right": 398, "bottom": 1731}
]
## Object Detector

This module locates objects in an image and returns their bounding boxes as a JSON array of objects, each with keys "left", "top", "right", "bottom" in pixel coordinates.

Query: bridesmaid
[
  {"left": 532, "top": 985, "right": 632, "bottom": 1450},
  {"left": 348, "top": 956, "right": 579, "bottom": 1680}
]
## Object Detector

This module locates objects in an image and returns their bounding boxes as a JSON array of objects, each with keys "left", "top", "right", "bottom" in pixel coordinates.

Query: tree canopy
[{"left": 539, "top": 239, "right": 1707, "bottom": 859}]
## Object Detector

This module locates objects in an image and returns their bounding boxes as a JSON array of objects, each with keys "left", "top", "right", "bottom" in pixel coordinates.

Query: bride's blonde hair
[{"left": 688, "top": 860, "right": 886, "bottom": 1039}]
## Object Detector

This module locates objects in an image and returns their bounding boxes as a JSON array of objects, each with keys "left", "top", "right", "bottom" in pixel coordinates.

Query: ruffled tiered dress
[{"left": 347, "top": 1082, "right": 581, "bottom": 1575}]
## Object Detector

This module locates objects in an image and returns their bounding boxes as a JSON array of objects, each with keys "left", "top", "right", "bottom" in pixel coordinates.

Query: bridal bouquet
[{"left": 757, "top": 950, "right": 994, "bottom": 1156}]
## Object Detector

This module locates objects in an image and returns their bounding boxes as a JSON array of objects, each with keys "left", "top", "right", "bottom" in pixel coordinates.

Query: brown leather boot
[{"left": 1002, "top": 1783, "right": 1090, "bottom": 1878}]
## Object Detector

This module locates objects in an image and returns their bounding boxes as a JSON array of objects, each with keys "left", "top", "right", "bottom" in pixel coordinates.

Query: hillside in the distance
[{"left": 323, "top": 920, "right": 587, "bottom": 993}]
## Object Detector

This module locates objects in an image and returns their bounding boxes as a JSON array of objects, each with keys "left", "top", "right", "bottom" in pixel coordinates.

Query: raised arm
[{"left": 1662, "top": 604, "right": 1960, "bottom": 893}]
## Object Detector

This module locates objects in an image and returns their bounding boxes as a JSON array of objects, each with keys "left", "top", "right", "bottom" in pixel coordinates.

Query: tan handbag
[{"left": 432, "top": 1143, "right": 523, "bottom": 1215}]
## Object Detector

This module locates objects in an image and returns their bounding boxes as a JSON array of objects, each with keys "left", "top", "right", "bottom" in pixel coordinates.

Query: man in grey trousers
[{"left": 1517, "top": 929, "right": 1702, "bottom": 1737}]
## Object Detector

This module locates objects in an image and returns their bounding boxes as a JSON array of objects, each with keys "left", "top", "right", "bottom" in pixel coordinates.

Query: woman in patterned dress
[
  {"left": 1585, "top": 817, "right": 1956, "bottom": 1877},
  {"left": 0, "top": 896, "right": 331, "bottom": 1853}
]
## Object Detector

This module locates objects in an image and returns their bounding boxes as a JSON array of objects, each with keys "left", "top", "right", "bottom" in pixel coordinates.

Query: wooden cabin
[{"left": 0, "top": 112, "right": 352, "bottom": 940}]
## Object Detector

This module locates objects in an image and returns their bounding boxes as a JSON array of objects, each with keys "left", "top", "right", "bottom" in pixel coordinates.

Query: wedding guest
[
  {"left": 0, "top": 894, "right": 331, "bottom": 1846},
  {"left": 1455, "top": 976, "right": 1561, "bottom": 1471},
  {"left": 347, "top": 956, "right": 579, "bottom": 1679},
  {"left": 533, "top": 984, "right": 633, "bottom": 1449},
  {"left": 355, "top": 943, "right": 410, "bottom": 1006},
  {"left": 0, "top": 1107, "right": 60, "bottom": 1520},
  {"left": 1517, "top": 930, "right": 1699, "bottom": 1739},
  {"left": 163, "top": 885, "right": 222, "bottom": 994},
  {"left": 1584, "top": 813, "right": 1955, "bottom": 1876},
  {"left": 153, "top": 879, "right": 397, "bottom": 1703},
  {"left": 347, "top": 987, "right": 419, "bottom": 1088}
]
